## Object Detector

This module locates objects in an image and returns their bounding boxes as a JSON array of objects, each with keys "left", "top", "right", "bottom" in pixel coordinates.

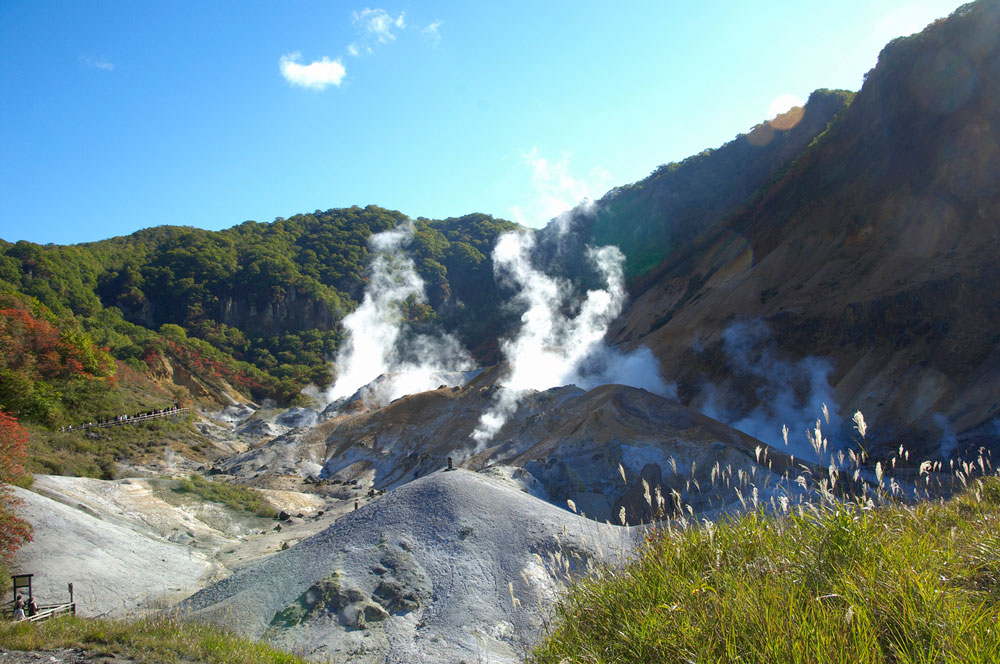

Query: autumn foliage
[
  {"left": 0, "top": 301, "right": 115, "bottom": 381},
  {"left": 0, "top": 410, "right": 32, "bottom": 557},
  {"left": 0, "top": 294, "right": 116, "bottom": 424}
]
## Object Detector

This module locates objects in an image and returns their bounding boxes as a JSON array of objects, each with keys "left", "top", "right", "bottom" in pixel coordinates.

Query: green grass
[
  {"left": 174, "top": 473, "right": 276, "bottom": 518},
  {"left": 0, "top": 615, "right": 307, "bottom": 664},
  {"left": 532, "top": 476, "right": 1000, "bottom": 664},
  {"left": 26, "top": 412, "right": 209, "bottom": 479}
]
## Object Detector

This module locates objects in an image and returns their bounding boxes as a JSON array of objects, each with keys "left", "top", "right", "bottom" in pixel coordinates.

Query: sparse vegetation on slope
[
  {"left": 584, "top": 89, "right": 853, "bottom": 278},
  {"left": 532, "top": 475, "right": 1000, "bottom": 664},
  {"left": 0, "top": 615, "right": 307, "bottom": 664},
  {"left": 25, "top": 410, "right": 203, "bottom": 478},
  {"left": 174, "top": 474, "right": 276, "bottom": 518},
  {"left": 0, "top": 410, "right": 32, "bottom": 595},
  {"left": 605, "top": 0, "right": 1000, "bottom": 459}
]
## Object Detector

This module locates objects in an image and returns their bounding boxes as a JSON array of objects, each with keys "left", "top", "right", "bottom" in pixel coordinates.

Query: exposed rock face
[
  {"left": 145, "top": 350, "right": 250, "bottom": 407},
  {"left": 269, "top": 570, "right": 388, "bottom": 630},
  {"left": 221, "top": 367, "right": 802, "bottom": 524},
  {"left": 218, "top": 285, "right": 338, "bottom": 335},
  {"left": 370, "top": 542, "right": 430, "bottom": 615},
  {"left": 610, "top": 3, "right": 1000, "bottom": 459}
]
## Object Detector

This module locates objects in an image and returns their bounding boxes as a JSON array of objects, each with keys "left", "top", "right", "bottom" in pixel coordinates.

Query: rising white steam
[
  {"left": 324, "top": 223, "right": 473, "bottom": 407},
  {"left": 471, "top": 230, "right": 671, "bottom": 447},
  {"left": 695, "top": 318, "right": 843, "bottom": 461}
]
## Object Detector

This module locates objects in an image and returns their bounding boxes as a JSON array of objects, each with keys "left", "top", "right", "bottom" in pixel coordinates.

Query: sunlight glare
[{"left": 767, "top": 93, "right": 805, "bottom": 120}]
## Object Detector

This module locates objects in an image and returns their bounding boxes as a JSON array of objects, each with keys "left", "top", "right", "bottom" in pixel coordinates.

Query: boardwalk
[{"left": 62, "top": 407, "right": 190, "bottom": 433}]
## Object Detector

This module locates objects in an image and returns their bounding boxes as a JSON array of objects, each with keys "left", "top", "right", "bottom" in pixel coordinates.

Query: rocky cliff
[{"left": 610, "top": 2, "right": 1000, "bottom": 458}]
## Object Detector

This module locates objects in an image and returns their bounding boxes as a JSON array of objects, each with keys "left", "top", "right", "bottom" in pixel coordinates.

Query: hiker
[
  {"left": 27, "top": 597, "right": 37, "bottom": 617},
  {"left": 13, "top": 594, "right": 25, "bottom": 621}
]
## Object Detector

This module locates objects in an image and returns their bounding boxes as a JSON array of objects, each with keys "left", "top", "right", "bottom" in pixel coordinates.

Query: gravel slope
[
  {"left": 9, "top": 475, "right": 344, "bottom": 618},
  {"left": 181, "top": 468, "right": 634, "bottom": 663}
]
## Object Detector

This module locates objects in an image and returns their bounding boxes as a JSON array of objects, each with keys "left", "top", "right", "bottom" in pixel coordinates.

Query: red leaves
[
  {"left": 0, "top": 304, "right": 113, "bottom": 381},
  {"left": 0, "top": 410, "right": 27, "bottom": 482},
  {"left": 0, "top": 410, "right": 32, "bottom": 556}
]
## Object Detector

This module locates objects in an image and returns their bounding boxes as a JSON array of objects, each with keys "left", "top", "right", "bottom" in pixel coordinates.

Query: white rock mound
[{"left": 180, "top": 468, "right": 633, "bottom": 664}]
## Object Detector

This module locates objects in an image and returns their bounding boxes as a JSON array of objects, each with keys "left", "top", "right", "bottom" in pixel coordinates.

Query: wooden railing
[
  {"left": 23, "top": 602, "right": 76, "bottom": 622},
  {"left": 62, "top": 407, "right": 189, "bottom": 432},
  {"left": 3, "top": 602, "right": 75, "bottom": 622}
]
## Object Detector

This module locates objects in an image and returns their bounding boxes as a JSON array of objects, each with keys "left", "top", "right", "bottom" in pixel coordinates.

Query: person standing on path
[{"left": 13, "top": 594, "right": 25, "bottom": 621}]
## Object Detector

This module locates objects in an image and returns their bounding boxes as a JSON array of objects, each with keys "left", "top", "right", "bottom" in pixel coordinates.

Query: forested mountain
[{"left": 0, "top": 208, "right": 518, "bottom": 427}]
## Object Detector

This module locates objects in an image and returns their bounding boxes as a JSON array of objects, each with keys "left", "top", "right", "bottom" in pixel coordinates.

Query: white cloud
[
  {"left": 353, "top": 8, "right": 406, "bottom": 48},
  {"left": 81, "top": 55, "right": 114, "bottom": 71},
  {"left": 422, "top": 20, "right": 442, "bottom": 46},
  {"left": 510, "top": 148, "right": 612, "bottom": 228},
  {"left": 279, "top": 52, "right": 346, "bottom": 90},
  {"left": 346, "top": 9, "right": 440, "bottom": 57}
]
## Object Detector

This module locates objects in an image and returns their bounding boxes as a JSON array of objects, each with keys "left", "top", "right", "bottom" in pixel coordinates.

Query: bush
[{"left": 0, "top": 410, "right": 32, "bottom": 564}]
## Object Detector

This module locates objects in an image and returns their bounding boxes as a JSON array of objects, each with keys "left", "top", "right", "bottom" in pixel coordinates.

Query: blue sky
[{"left": 0, "top": 1, "right": 967, "bottom": 245}]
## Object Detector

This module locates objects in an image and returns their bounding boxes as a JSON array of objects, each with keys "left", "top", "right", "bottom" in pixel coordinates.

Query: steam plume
[
  {"left": 472, "top": 229, "right": 671, "bottom": 447},
  {"left": 933, "top": 413, "right": 957, "bottom": 459},
  {"left": 695, "top": 319, "right": 843, "bottom": 461},
  {"left": 324, "top": 223, "right": 472, "bottom": 407}
]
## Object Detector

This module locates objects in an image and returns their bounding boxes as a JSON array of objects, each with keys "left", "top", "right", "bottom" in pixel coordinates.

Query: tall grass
[
  {"left": 0, "top": 614, "right": 307, "bottom": 664},
  {"left": 531, "top": 411, "right": 1000, "bottom": 664}
]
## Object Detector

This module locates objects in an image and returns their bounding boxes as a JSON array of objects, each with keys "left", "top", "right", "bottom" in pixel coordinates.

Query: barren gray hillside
[
  {"left": 11, "top": 482, "right": 213, "bottom": 617},
  {"left": 11, "top": 366, "right": 813, "bottom": 663},
  {"left": 180, "top": 468, "right": 633, "bottom": 664}
]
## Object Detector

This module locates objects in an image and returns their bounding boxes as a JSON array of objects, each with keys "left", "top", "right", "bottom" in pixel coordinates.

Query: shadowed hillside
[
  {"left": 589, "top": 89, "right": 854, "bottom": 278},
  {"left": 604, "top": 1, "right": 1000, "bottom": 458}
]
